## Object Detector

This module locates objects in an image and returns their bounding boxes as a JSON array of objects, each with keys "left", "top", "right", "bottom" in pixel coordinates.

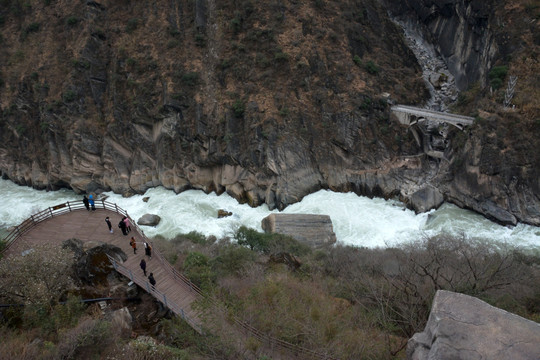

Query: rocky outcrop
[
  {"left": 408, "top": 290, "right": 540, "bottom": 360},
  {"left": 109, "top": 307, "right": 133, "bottom": 336},
  {"left": 409, "top": 185, "right": 444, "bottom": 213},
  {"left": 382, "top": 0, "right": 499, "bottom": 90},
  {"left": 217, "top": 209, "right": 232, "bottom": 218},
  {"left": 261, "top": 214, "right": 337, "bottom": 248},
  {"left": 137, "top": 214, "right": 161, "bottom": 227},
  {"left": 69, "top": 242, "right": 127, "bottom": 285}
]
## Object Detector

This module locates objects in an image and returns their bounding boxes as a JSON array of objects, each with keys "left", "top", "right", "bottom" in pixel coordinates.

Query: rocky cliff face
[
  {"left": 0, "top": 0, "right": 539, "bottom": 226},
  {"left": 383, "top": 0, "right": 500, "bottom": 91},
  {"left": 0, "top": 0, "right": 427, "bottom": 210},
  {"left": 383, "top": 0, "right": 540, "bottom": 226}
]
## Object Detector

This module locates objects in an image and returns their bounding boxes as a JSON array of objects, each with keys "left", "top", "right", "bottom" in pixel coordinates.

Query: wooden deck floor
[{"left": 4, "top": 208, "right": 202, "bottom": 331}]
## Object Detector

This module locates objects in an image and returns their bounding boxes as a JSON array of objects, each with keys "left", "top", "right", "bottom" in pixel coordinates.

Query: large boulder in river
[
  {"left": 137, "top": 214, "right": 161, "bottom": 227},
  {"left": 407, "top": 290, "right": 540, "bottom": 360},
  {"left": 409, "top": 185, "right": 444, "bottom": 213},
  {"left": 261, "top": 214, "right": 337, "bottom": 248}
]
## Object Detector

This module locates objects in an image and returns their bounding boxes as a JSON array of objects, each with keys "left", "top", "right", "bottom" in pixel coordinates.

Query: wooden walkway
[{"left": 2, "top": 206, "right": 203, "bottom": 333}]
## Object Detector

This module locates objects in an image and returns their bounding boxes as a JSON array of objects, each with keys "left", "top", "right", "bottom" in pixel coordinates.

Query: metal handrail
[
  {"left": 106, "top": 254, "right": 203, "bottom": 334},
  {"left": 0, "top": 199, "right": 129, "bottom": 254}
]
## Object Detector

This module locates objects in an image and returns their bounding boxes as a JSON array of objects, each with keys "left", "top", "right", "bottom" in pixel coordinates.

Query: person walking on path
[
  {"left": 130, "top": 237, "right": 137, "bottom": 254},
  {"left": 105, "top": 217, "right": 113, "bottom": 233},
  {"left": 144, "top": 242, "right": 152, "bottom": 259},
  {"left": 140, "top": 259, "right": 147, "bottom": 276},
  {"left": 83, "top": 196, "right": 90, "bottom": 211},
  {"left": 148, "top": 273, "right": 156, "bottom": 289},
  {"left": 123, "top": 216, "right": 132, "bottom": 234},
  {"left": 88, "top": 194, "right": 96, "bottom": 211},
  {"left": 118, "top": 219, "right": 127, "bottom": 235}
]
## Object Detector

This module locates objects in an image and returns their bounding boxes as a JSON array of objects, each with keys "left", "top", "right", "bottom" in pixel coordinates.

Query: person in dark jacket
[
  {"left": 83, "top": 196, "right": 90, "bottom": 211},
  {"left": 105, "top": 217, "right": 113, "bottom": 233},
  {"left": 148, "top": 273, "right": 156, "bottom": 288},
  {"left": 118, "top": 220, "right": 127, "bottom": 235},
  {"left": 140, "top": 259, "right": 147, "bottom": 276}
]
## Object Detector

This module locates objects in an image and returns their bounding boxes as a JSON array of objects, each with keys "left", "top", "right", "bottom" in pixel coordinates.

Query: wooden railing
[{"left": 1, "top": 199, "right": 337, "bottom": 359}]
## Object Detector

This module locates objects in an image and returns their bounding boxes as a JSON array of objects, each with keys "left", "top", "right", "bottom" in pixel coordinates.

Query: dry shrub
[
  {"left": 321, "top": 236, "right": 540, "bottom": 338},
  {"left": 0, "top": 244, "right": 75, "bottom": 305},
  {"left": 114, "top": 336, "right": 191, "bottom": 360},
  {"left": 56, "top": 317, "right": 113, "bottom": 359},
  {"left": 0, "top": 327, "right": 56, "bottom": 360}
]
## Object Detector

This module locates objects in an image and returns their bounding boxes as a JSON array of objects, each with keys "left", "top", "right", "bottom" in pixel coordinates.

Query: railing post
[
  {"left": 67, "top": 202, "right": 71, "bottom": 211},
  {"left": 163, "top": 294, "right": 168, "bottom": 308},
  {"left": 146, "top": 281, "right": 151, "bottom": 292},
  {"left": 180, "top": 308, "right": 185, "bottom": 319},
  {"left": 101, "top": 200, "right": 105, "bottom": 210},
  {"left": 31, "top": 215, "right": 35, "bottom": 223},
  {"left": 49, "top": 207, "right": 53, "bottom": 217},
  {"left": 129, "top": 269, "right": 133, "bottom": 281},
  {"left": 115, "top": 204, "right": 118, "bottom": 213}
]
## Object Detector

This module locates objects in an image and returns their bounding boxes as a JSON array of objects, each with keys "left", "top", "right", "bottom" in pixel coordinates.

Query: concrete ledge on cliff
[
  {"left": 261, "top": 214, "right": 337, "bottom": 248},
  {"left": 407, "top": 290, "right": 540, "bottom": 360}
]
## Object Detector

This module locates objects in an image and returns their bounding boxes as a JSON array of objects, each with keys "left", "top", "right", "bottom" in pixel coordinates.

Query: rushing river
[{"left": 1, "top": 179, "right": 539, "bottom": 248}]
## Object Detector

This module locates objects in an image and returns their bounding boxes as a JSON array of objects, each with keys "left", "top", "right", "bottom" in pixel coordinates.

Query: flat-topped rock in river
[{"left": 261, "top": 214, "right": 337, "bottom": 248}]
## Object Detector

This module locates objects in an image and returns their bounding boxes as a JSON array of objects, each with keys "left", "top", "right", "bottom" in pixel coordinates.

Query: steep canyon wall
[{"left": 0, "top": 0, "right": 539, "bottom": 226}]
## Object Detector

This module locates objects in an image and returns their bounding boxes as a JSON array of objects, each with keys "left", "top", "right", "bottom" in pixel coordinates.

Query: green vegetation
[
  {"left": 125, "top": 18, "right": 139, "bottom": 33},
  {"left": 489, "top": 65, "right": 508, "bottom": 90},
  {"left": 62, "top": 90, "right": 76, "bottom": 102},
  {"left": 166, "top": 39, "right": 180, "bottom": 49},
  {"left": 24, "top": 22, "right": 40, "bottom": 35},
  {"left": 183, "top": 252, "right": 216, "bottom": 289},
  {"left": 230, "top": 17, "right": 242, "bottom": 34},
  {"left": 71, "top": 59, "right": 90, "bottom": 69},
  {"left": 353, "top": 54, "right": 362, "bottom": 66},
  {"left": 273, "top": 51, "right": 289, "bottom": 62},
  {"left": 181, "top": 72, "right": 199, "bottom": 86},
  {"left": 364, "top": 60, "right": 380, "bottom": 74},
  {"left": 65, "top": 16, "right": 78, "bottom": 26},
  {"left": 126, "top": 57, "right": 137, "bottom": 67},
  {"left": 194, "top": 33, "right": 205, "bottom": 47},
  {"left": 234, "top": 225, "right": 310, "bottom": 255},
  {"left": 231, "top": 99, "right": 245, "bottom": 118}
]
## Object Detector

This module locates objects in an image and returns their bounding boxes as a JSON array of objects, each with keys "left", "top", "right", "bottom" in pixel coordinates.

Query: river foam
[{"left": 1, "top": 179, "right": 539, "bottom": 248}]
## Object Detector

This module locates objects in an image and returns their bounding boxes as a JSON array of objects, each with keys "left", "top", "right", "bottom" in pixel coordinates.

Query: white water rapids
[{"left": 1, "top": 179, "right": 539, "bottom": 249}]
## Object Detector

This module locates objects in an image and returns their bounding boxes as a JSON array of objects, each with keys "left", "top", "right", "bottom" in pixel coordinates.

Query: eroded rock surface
[{"left": 408, "top": 290, "right": 540, "bottom": 360}]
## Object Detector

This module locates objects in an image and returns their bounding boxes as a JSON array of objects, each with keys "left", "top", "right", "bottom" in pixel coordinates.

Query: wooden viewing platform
[
  {"left": 1, "top": 201, "right": 204, "bottom": 333},
  {"left": 1, "top": 200, "right": 336, "bottom": 359}
]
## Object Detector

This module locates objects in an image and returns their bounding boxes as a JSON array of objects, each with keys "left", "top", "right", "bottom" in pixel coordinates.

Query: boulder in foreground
[
  {"left": 408, "top": 290, "right": 540, "bottom": 360},
  {"left": 137, "top": 214, "right": 161, "bottom": 227},
  {"left": 261, "top": 214, "right": 336, "bottom": 248}
]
